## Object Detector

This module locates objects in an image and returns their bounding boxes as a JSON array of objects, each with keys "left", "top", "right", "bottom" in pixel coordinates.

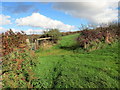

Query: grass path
[{"left": 33, "top": 33, "right": 119, "bottom": 88}]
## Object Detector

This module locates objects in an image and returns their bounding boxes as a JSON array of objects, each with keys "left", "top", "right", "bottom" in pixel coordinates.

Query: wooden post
[
  {"left": 84, "top": 42, "right": 87, "bottom": 49},
  {"left": 105, "top": 31, "right": 110, "bottom": 44}
]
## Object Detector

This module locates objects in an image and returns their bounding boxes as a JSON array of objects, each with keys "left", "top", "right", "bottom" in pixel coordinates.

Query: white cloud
[
  {"left": 24, "top": 29, "right": 44, "bottom": 35},
  {"left": 10, "top": 28, "right": 22, "bottom": 33},
  {"left": 0, "top": 27, "right": 8, "bottom": 33},
  {"left": 0, "top": 27, "right": 21, "bottom": 34},
  {"left": 15, "top": 13, "right": 75, "bottom": 31},
  {"left": 53, "top": 0, "right": 118, "bottom": 24},
  {"left": 0, "top": 15, "right": 11, "bottom": 25},
  {"left": 10, "top": 28, "right": 41, "bottom": 35},
  {"left": 0, "top": 26, "right": 45, "bottom": 35}
]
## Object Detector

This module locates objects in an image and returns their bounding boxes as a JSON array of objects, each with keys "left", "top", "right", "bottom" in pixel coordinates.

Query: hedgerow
[
  {"left": 1, "top": 29, "right": 37, "bottom": 88},
  {"left": 41, "top": 29, "right": 61, "bottom": 44},
  {"left": 76, "top": 23, "right": 119, "bottom": 51}
]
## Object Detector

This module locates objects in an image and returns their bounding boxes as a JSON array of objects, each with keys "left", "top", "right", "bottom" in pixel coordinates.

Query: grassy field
[{"left": 33, "top": 33, "right": 119, "bottom": 88}]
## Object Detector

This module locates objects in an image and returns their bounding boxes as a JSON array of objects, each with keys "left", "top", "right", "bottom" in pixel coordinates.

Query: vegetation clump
[
  {"left": 41, "top": 29, "right": 61, "bottom": 44},
  {"left": 1, "top": 30, "right": 37, "bottom": 88},
  {"left": 76, "top": 23, "right": 119, "bottom": 51}
]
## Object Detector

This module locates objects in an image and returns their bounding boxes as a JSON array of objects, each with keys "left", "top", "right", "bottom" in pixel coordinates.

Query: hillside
[{"left": 33, "top": 33, "right": 119, "bottom": 88}]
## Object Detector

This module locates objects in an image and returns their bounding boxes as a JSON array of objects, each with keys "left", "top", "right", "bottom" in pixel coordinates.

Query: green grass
[{"left": 33, "top": 33, "right": 119, "bottom": 88}]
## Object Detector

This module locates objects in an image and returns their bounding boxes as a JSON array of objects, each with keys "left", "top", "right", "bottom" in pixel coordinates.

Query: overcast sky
[{"left": 0, "top": 0, "right": 119, "bottom": 34}]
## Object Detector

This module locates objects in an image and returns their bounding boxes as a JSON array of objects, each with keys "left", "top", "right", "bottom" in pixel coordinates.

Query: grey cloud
[
  {"left": 53, "top": 2, "right": 118, "bottom": 24},
  {"left": 3, "top": 2, "right": 37, "bottom": 14}
]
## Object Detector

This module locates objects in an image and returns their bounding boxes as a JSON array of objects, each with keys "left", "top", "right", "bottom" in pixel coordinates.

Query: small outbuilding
[{"left": 34, "top": 37, "right": 52, "bottom": 50}]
